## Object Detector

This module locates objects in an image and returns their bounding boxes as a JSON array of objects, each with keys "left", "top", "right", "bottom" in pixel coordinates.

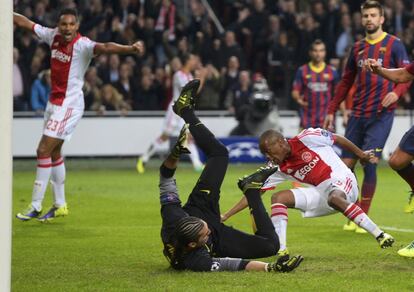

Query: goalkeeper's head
[{"left": 174, "top": 216, "right": 211, "bottom": 249}]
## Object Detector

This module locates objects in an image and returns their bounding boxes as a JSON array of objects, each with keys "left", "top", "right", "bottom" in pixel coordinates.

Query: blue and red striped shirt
[
  {"left": 328, "top": 32, "right": 410, "bottom": 118},
  {"left": 293, "top": 63, "right": 339, "bottom": 128}
]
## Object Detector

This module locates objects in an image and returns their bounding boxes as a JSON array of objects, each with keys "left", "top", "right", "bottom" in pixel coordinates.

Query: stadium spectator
[
  {"left": 92, "top": 84, "right": 131, "bottom": 114},
  {"left": 13, "top": 47, "right": 28, "bottom": 111},
  {"left": 113, "top": 62, "right": 135, "bottom": 106},
  {"left": 154, "top": 0, "right": 177, "bottom": 65},
  {"left": 222, "top": 31, "right": 245, "bottom": 70},
  {"left": 335, "top": 13, "right": 353, "bottom": 58},
  {"left": 324, "top": 0, "right": 411, "bottom": 233},
  {"left": 221, "top": 56, "right": 240, "bottom": 109},
  {"left": 267, "top": 31, "right": 296, "bottom": 108},
  {"left": 30, "top": 69, "right": 51, "bottom": 115},
  {"left": 12, "top": 0, "right": 414, "bottom": 112},
  {"left": 84, "top": 67, "right": 103, "bottom": 110},
  {"left": 14, "top": 8, "right": 144, "bottom": 223},
  {"left": 197, "top": 64, "right": 222, "bottom": 110},
  {"left": 133, "top": 74, "right": 160, "bottom": 110}
]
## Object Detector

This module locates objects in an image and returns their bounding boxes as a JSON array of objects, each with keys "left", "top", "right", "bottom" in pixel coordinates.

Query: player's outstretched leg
[
  {"left": 397, "top": 240, "right": 414, "bottom": 258},
  {"left": 328, "top": 190, "right": 394, "bottom": 248},
  {"left": 238, "top": 166, "right": 280, "bottom": 246}
]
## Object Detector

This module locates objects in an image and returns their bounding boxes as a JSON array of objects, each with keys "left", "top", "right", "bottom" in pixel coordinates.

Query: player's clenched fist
[{"left": 132, "top": 41, "right": 145, "bottom": 56}]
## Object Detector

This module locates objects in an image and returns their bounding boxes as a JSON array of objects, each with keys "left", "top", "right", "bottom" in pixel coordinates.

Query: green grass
[{"left": 12, "top": 159, "right": 414, "bottom": 291}]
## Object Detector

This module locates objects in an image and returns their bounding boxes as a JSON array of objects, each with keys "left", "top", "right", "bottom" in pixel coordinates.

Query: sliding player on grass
[
  {"left": 159, "top": 79, "right": 303, "bottom": 272},
  {"left": 222, "top": 128, "right": 394, "bottom": 261},
  {"left": 365, "top": 58, "right": 414, "bottom": 257}
]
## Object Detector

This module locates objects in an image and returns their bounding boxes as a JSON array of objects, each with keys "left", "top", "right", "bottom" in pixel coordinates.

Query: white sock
[
  {"left": 187, "top": 140, "right": 203, "bottom": 169},
  {"left": 141, "top": 138, "right": 168, "bottom": 163},
  {"left": 271, "top": 203, "right": 288, "bottom": 251},
  {"left": 31, "top": 157, "right": 52, "bottom": 211},
  {"left": 51, "top": 157, "right": 66, "bottom": 207},
  {"left": 344, "top": 203, "right": 382, "bottom": 238}
]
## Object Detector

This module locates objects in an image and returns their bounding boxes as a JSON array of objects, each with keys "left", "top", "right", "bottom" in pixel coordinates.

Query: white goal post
[{"left": 0, "top": 1, "right": 13, "bottom": 291}]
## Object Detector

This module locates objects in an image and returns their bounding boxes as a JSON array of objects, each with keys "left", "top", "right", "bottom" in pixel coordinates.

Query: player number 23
[{"left": 46, "top": 119, "right": 59, "bottom": 131}]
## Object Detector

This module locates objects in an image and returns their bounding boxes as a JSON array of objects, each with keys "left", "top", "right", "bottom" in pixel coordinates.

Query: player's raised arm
[
  {"left": 13, "top": 12, "right": 36, "bottom": 31},
  {"left": 365, "top": 58, "right": 414, "bottom": 83},
  {"left": 94, "top": 41, "right": 145, "bottom": 56}
]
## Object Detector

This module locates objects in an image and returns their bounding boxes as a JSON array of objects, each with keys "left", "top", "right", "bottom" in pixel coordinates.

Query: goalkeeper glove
[{"left": 267, "top": 255, "right": 304, "bottom": 273}]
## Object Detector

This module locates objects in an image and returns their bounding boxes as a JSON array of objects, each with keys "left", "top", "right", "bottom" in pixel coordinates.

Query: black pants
[{"left": 182, "top": 120, "right": 279, "bottom": 259}]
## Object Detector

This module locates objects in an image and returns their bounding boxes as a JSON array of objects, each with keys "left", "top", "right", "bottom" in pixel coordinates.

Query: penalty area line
[{"left": 379, "top": 226, "right": 414, "bottom": 233}]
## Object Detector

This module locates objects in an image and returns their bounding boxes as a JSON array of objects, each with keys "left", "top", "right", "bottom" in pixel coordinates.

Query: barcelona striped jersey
[
  {"left": 293, "top": 62, "right": 339, "bottom": 128},
  {"left": 328, "top": 32, "right": 410, "bottom": 118}
]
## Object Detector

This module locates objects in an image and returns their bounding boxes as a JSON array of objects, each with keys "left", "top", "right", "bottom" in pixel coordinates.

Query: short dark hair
[
  {"left": 180, "top": 53, "right": 194, "bottom": 65},
  {"left": 58, "top": 8, "right": 79, "bottom": 21},
  {"left": 361, "top": 0, "right": 384, "bottom": 16},
  {"left": 310, "top": 39, "right": 325, "bottom": 51}
]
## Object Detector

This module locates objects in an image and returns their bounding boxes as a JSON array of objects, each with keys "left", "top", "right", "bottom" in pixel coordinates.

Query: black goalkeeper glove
[{"left": 267, "top": 255, "right": 304, "bottom": 273}]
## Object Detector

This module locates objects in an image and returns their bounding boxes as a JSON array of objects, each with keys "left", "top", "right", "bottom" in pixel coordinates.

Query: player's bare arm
[
  {"left": 365, "top": 59, "right": 414, "bottom": 83},
  {"left": 291, "top": 90, "right": 308, "bottom": 107},
  {"left": 221, "top": 196, "right": 249, "bottom": 222},
  {"left": 13, "top": 12, "right": 35, "bottom": 31},
  {"left": 333, "top": 134, "right": 376, "bottom": 164},
  {"left": 94, "top": 41, "right": 145, "bottom": 56}
]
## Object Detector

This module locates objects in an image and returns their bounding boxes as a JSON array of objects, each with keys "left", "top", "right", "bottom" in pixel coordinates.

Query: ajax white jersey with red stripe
[
  {"left": 33, "top": 24, "right": 96, "bottom": 110},
  {"left": 172, "top": 70, "right": 193, "bottom": 102},
  {"left": 263, "top": 128, "right": 353, "bottom": 190}
]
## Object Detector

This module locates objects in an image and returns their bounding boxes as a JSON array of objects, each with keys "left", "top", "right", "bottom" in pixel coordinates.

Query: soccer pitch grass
[{"left": 12, "top": 159, "right": 414, "bottom": 291}]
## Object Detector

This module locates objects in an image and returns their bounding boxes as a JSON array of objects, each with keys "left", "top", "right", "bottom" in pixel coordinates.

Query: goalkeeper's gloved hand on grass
[{"left": 267, "top": 255, "right": 304, "bottom": 273}]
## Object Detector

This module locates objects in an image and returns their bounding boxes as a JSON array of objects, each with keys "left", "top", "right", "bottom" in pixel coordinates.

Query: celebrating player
[
  {"left": 222, "top": 128, "right": 394, "bottom": 260},
  {"left": 136, "top": 53, "right": 203, "bottom": 174},
  {"left": 292, "top": 39, "right": 339, "bottom": 129},
  {"left": 364, "top": 58, "right": 414, "bottom": 257},
  {"left": 159, "top": 79, "right": 303, "bottom": 272},
  {"left": 323, "top": 0, "right": 411, "bottom": 233},
  {"left": 14, "top": 9, "right": 144, "bottom": 222}
]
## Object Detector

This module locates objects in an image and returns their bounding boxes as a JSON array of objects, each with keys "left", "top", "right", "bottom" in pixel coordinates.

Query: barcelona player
[
  {"left": 323, "top": 0, "right": 411, "bottom": 233},
  {"left": 365, "top": 58, "right": 414, "bottom": 257},
  {"left": 292, "top": 39, "right": 339, "bottom": 129}
]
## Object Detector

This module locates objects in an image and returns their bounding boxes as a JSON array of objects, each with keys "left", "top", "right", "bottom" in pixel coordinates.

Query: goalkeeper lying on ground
[{"left": 159, "top": 79, "right": 303, "bottom": 272}]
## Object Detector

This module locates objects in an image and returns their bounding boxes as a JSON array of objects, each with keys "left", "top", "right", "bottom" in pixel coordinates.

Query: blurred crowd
[{"left": 13, "top": 0, "right": 414, "bottom": 115}]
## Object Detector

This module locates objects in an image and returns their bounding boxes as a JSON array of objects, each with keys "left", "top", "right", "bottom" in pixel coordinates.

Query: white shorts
[
  {"left": 162, "top": 103, "right": 184, "bottom": 137},
  {"left": 292, "top": 175, "right": 359, "bottom": 218},
  {"left": 43, "top": 102, "right": 83, "bottom": 141}
]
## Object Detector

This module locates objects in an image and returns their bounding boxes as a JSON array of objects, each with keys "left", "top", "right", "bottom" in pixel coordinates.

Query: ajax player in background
[
  {"left": 14, "top": 8, "right": 144, "bottom": 222},
  {"left": 136, "top": 53, "right": 204, "bottom": 174},
  {"left": 365, "top": 58, "right": 414, "bottom": 257},
  {"left": 323, "top": 0, "right": 411, "bottom": 233}
]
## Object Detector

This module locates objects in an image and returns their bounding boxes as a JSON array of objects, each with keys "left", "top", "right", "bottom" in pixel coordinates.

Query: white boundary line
[
  {"left": 379, "top": 226, "right": 414, "bottom": 233},
  {"left": 0, "top": 1, "right": 13, "bottom": 291}
]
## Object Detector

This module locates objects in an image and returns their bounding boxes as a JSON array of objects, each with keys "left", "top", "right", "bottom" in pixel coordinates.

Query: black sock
[
  {"left": 160, "top": 164, "right": 176, "bottom": 178},
  {"left": 181, "top": 108, "right": 200, "bottom": 125},
  {"left": 244, "top": 189, "right": 277, "bottom": 240}
]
